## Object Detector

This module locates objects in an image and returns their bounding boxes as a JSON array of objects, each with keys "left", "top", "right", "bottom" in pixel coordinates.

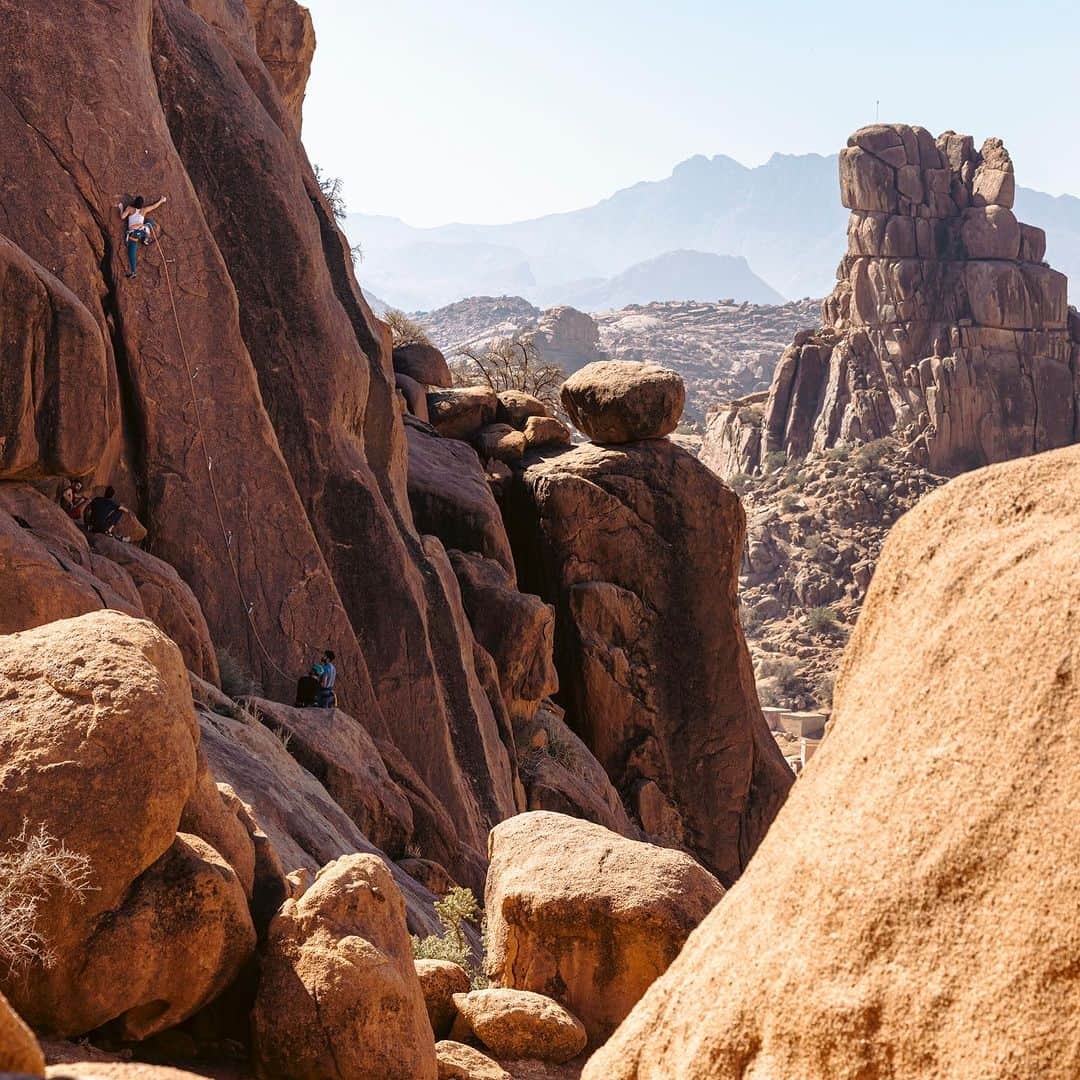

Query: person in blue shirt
[{"left": 313, "top": 649, "right": 337, "bottom": 709}]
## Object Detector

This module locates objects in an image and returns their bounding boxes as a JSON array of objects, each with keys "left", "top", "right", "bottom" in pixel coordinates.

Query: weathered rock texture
[
  {"left": 0, "top": 236, "right": 111, "bottom": 481},
  {"left": 0, "top": 612, "right": 254, "bottom": 1038},
  {"left": 416, "top": 960, "right": 472, "bottom": 1039},
  {"left": 506, "top": 442, "right": 792, "bottom": 883},
  {"left": 585, "top": 445, "right": 1080, "bottom": 1079},
  {"left": 252, "top": 854, "right": 437, "bottom": 1080},
  {"left": 451, "top": 989, "right": 587, "bottom": 1065},
  {"left": 706, "top": 124, "right": 1080, "bottom": 477},
  {"left": 190, "top": 676, "right": 446, "bottom": 939},
  {"left": 241, "top": 697, "right": 414, "bottom": 857},
  {"left": 485, "top": 813, "right": 724, "bottom": 1047},
  {"left": 436, "top": 1041, "right": 513, "bottom": 1080},
  {"left": 0, "top": 991, "right": 44, "bottom": 1077},
  {"left": 0, "top": 0, "right": 528, "bottom": 890}
]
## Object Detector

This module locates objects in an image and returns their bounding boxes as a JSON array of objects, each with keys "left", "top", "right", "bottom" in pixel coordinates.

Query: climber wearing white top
[{"left": 118, "top": 194, "right": 167, "bottom": 279}]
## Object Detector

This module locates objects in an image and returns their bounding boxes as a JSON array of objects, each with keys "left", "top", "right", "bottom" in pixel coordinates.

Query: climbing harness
[{"left": 153, "top": 233, "right": 294, "bottom": 683}]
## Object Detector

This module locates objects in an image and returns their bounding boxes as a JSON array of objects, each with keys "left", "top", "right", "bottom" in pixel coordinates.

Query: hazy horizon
[{"left": 302, "top": 0, "right": 1080, "bottom": 227}]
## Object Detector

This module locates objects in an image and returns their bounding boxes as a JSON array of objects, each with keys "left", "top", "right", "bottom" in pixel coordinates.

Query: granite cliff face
[{"left": 705, "top": 124, "right": 1080, "bottom": 477}]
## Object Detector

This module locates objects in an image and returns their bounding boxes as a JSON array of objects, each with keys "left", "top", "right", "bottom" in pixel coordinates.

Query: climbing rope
[{"left": 153, "top": 232, "right": 294, "bottom": 683}]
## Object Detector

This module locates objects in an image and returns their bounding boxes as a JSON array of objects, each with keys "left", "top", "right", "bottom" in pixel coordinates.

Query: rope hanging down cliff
[{"left": 153, "top": 234, "right": 293, "bottom": 683}]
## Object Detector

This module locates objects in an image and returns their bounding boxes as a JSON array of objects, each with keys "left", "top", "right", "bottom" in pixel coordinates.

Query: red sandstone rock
[
  {"left": 0, "top": 612, "right": 255, "bottom": 1038},
  {"left": 507, "top": 441, "right": 792, "bottom": 883},
  {"left": 252, "top": 854, "right": 437, "bottom": 1080},
  {"left": 90, "top": 534, "right": 220, "bottom": 685},
  {"left": 0, "top": 236, "right": 112, "bottom": 481},
  {"left": 395, "top": 342, "right": 454, "bottom": 388},
  {"left": 485, "top": 812, "right": 724, "bottom": 1049},
  {"left": 241, "top": 697, "right": 414, "bottom": 857},
  {"left": 429, "top": 387, "right": 500, "bottom": 438},
  {"left": 560, "top": 361, "right": 685, "bottom": 443},
  {"left": 584, "top": 446, "right": 1080, "bottom": 1079}
]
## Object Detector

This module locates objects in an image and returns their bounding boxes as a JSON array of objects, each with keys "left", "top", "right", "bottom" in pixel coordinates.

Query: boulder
[
  {"left": 397, "top": 372, "right": 431, "bottom": 422},
  {"left": 451, "top": 989, "right": 586, "bottom": 1065},
  {"left": 0, "top": 612, "right": 255, "bottom": 1037},
  {"left": 485, "top": 812, "right": 724, "bottom": 1046},
  {"left": 436, "top": 1041, "right": 512, "bottom": 1080},
  {"left": 506, "top": 441, "right": 793, "bottom": 882},
  {"left": 252, "top": 854, "right": 438, "bottom": 1080},
  {"left": 394, "top": 342, "right": 454, "bottom": 388},
  {"left": 959, "top": 205, "right": 1020, "bottom": 259},
  {"left": 241, "top": 697, "right": 414, "bottom": 857},
  {"left": 416, "top": 959, "right": 472, "bottom": 1039},
  {"left": 242, "top": 0, "right": 315, "bottom": 134},
  {"left": 407, "top": 420, "right": 516, "bottom": 575},
  {"left": 473, "top": 424, "right": 527, "bottom": 464},
  {"left": 559, "top": 361, "right": 684, "bottom": 443},
  {"left": 1019, "top": 222, "right": 1047, "bottom": 262},
  {"left": 0, "top": 991, "right": 44, "bottom": 1077},
  {"left": 89, "top": 534, "right": 220, "bottom": 686},
  {"left": 0, "top": 235, "right": 112, "bottom": 480},
  {"left": 428, "top": 387, "right": 499, "bottom": 439},
  {"left": 39, "top": 1065, "right": 210, "bottom": 1079},
  {"left": 399, "top": 857, "right": 458, "bottom": 897},
  {"left": 584, "top": 446, "right": 1080, "bottom": 1079},
  {"left": 522, "top": 416, "right": 572, "bottom": 448},
  {"left": 496, "top": 391, "right": 550, "bottom": 428}
]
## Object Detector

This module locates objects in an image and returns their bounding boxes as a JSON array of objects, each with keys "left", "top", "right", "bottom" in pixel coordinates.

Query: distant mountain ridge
[{"left": 350, "top": 151, "right": 1080, "bottom": 311}]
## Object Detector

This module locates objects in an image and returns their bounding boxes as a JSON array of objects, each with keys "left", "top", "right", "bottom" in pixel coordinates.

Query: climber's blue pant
[{"left": 125, "top": 220, "right": 155, "bottom": 275}]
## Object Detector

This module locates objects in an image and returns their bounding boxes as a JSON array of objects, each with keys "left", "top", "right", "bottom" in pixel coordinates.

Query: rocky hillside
[{"left": 419, "top": 296, "right": 819, "bottom": 423}]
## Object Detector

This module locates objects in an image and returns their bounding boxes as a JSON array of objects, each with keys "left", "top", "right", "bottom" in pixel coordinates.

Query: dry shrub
[
  {"left": 385, "top": 309, "right": 434, "bottom": 348},
  {"left": 0, "top": 822, "right": 94, "bottom": 974},
  {"left": 454, "top": 337, "right": 566, "bottom": 414}
]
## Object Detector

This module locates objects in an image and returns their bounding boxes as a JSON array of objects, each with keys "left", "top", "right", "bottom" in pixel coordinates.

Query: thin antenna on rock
[{"left": 876, "top": 99, "right": 880, "bottom": 122}]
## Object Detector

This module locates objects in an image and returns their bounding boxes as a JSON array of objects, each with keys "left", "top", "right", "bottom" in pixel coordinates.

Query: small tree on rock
[{"left": 454, "top": 337, "right": 566, "bottom": 414}]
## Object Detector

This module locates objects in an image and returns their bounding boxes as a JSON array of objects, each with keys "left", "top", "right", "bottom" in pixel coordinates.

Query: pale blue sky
[{"left": 301, "top": 0, "right": 1077, "bottom": 226}]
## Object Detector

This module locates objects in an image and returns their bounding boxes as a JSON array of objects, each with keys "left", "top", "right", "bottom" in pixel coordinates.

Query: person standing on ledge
[
  {"left": 119, "top": 194, "right": 167, "bottom": 279},
  {"left": 314, "top": 650, "right": 337, "bottom": 709}
]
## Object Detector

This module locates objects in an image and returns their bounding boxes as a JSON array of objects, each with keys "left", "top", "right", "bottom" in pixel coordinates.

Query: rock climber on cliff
[{"left": 118, "top": 194, "right": 167, "bottom": 279}]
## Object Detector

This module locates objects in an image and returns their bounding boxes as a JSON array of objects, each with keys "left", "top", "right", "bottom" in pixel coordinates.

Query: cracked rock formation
[
  {"left": 705, "top": 124, "right": 1080, "bottom": 477},
  {"left": 505, "top": 438, "right": 792, "bottom": 884}
]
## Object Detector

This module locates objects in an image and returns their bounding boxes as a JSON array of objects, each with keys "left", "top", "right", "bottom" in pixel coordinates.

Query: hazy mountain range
[{"left": 347, "top": 152, "right": 1080, "bottom": 312}]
